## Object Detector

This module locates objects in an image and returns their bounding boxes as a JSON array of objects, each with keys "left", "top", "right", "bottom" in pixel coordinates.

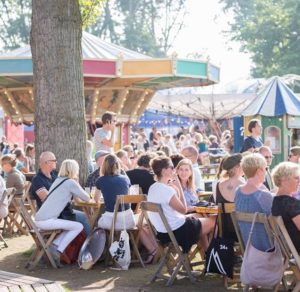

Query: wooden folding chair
[
  {"left": 269, "top": 216, "right": 300, "bottom": 292},
  {"left": 105, "top": 194, "right": 146, "bottom": 268},
  {"left": 0, "top": 189, "right": 11, "bottom": 249},
  {"left": 1, "top": 187, "right": 28, "bottom": 236},
  {"left": 140, "top": 201, "right": 196, "bottom": 286},
  {"left": 23, "top": 181, "right": 36, "bottom": 216},
  {"left": 231, "top": 211, "right": 281, "bottom": 292},
  {"left": 13, "top": 198, "right": 62, "bottom": 270}
]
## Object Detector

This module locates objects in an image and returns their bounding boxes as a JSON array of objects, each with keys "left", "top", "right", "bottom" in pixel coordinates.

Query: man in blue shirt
[{"left": 240, "top": 119, "right": 263, "bottom": 153}]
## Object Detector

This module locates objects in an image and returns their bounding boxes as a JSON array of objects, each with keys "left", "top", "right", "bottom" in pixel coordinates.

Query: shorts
[{"left": 157, "top": 216, "right": 202, "bottom": 253}]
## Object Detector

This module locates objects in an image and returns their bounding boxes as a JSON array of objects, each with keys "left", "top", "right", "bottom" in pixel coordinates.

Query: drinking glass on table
[
  {"left": 129, "top": 184, "right": 139, "bottom": 195},
  {"left": 90, "top": 187, "right": 96, "bottom": 199}
]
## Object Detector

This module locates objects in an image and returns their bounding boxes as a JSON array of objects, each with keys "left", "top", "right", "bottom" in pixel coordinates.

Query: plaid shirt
[{"left": 85, "top": 168, "right": 100, "bottom": 188}]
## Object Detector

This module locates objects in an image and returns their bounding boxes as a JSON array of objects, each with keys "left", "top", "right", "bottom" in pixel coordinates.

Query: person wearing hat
[
  {"left": 214, "top": 153, "right": 245, "bottom": 240},
  {"left": 85, "top": 150, "right": 109, "bottom": 189},
  {"left": 288, "top": 146, "right": 300, "bottom": 164}
]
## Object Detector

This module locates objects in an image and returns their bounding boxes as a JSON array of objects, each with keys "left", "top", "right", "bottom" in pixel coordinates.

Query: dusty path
[{"left": 0, "top": 235, "right": 235, "bottom": 291}]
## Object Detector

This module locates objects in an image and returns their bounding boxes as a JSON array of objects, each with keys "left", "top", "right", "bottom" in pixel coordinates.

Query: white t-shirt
[
  {"left": 147, "top": 182, "right": 185, "bottom": 233},
  {"left": 93, "top": 127, "right": 113, "bottom": 153}
]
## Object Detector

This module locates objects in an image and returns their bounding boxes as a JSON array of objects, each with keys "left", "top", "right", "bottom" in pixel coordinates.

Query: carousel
[{"left": 0, "top": 32, "right": 220, "bottom": 146}]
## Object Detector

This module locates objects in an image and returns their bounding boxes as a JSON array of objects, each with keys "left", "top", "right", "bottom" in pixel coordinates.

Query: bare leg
[
  {"left": 139, "top": 226, "right": 158, "bottom": 253},
  {"left": 197, "top": 216, "right": 216, "bottom": 251}
]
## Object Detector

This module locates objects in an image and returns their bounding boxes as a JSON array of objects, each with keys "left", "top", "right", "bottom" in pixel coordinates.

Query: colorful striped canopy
[
  {"left": 242, "top": 76, "right": 300, "bottom": 117},
  {"left": 0, "top": 32, "right": 220, "bottom": 123}
]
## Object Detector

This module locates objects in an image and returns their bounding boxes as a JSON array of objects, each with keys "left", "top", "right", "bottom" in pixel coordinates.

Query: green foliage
[
  {"left": 0, "top": 0, "right": 106, "bottom": 52},
  {"left": 221, "top": 0, "right": 300, "bottom": 77},
  {"left": 79, "top": 0, "right": 106, "bottom": 28},
  {"left": 0, "top": 0, "right": 31, "bottom": 51},
  {"left": 87, "top": 0, "right": 187, "bottom": 57}
]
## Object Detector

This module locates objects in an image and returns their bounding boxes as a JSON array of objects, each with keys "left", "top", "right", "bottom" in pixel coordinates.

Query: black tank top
[{"left": 215, "top": 182, "right": 237, "bottom": 241}]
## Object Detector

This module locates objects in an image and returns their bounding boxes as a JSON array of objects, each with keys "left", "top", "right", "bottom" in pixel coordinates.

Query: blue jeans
[{"left": 73, "top": 209, "right": 90, "bottom": 236}]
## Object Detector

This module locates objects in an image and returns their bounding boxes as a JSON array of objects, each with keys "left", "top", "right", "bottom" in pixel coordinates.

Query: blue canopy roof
[{"left": 242, "top": 76, "right": 300, "bottom": 117}]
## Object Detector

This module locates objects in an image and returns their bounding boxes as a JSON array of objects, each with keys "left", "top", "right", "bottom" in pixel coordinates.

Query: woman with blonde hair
[
  {"left": 176, "top": 158, "right": 198, "bottom": 212},
  {"left": 35, "top": 159, "right": 91, "bottom": 265},
  {"left": 235, "top": 153, "right": 273, "bottom": 251},
  {"left": 271, "top": 162, "right": 300, "bottom": 253},
  {"left": 1, "top": 154, "right": 25, "bottom": 195}
]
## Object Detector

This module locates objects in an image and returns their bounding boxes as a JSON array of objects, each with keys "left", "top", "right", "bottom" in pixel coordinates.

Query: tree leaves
[{"left": 221, "top": 0, "right": 300, "bottom": 77}]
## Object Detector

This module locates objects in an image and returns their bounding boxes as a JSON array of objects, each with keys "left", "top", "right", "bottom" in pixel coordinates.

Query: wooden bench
[{"left": 0, "top": 270, "right": 64, "bottom": 291}]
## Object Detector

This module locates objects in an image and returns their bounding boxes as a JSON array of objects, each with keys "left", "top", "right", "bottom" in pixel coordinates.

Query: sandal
[{"left": 144, "top": 249, "right": 157, "bottom": 265}]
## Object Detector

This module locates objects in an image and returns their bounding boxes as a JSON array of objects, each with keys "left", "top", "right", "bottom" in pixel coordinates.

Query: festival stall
[
  {"left": 0, "top": 32, "right": 220, "bottom": 147},
  {"left": 240, "top": 76, "right": 300, "bottom": 165}
]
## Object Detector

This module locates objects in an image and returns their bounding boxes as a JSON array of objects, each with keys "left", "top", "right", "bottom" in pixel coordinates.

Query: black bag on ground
[{"left": 205, "top": 215, "right": 235, "bottom": 278}]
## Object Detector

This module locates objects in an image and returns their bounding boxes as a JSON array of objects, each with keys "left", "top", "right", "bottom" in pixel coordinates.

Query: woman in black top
[
  {"left": 271, "top": 162, "right": 300, "bottom": 253},
  {"left": 214, "top": 154, "right": 245, "bottom": 240}
]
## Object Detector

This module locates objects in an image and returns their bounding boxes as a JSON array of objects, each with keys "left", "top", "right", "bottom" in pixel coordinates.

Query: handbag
[
  {"left": 109, "top": 196, "right": 131, "bottom": 270},
  {"left": 59, "top": 202, "right": 76, "bottom": 221},
  {"left": 240, "top": 212, "right": 284, "bottom": 288},
  {"left": 205, "top": 215, "right": 235, "bottom": 278}
]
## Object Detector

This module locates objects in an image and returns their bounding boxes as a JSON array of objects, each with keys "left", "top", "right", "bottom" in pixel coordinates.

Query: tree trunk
[{"left": 31, "top": 0, "right": 88, "bottom": 184}]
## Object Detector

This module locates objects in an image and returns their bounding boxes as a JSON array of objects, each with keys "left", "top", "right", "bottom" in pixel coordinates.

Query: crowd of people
[{"left": 0, "top": 113, "right": 299, "bottom": 280}]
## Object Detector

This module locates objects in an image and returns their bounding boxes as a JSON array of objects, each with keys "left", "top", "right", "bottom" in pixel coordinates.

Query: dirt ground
[{"left": 0, "top": 235, "right": 240, "bottom": 292}]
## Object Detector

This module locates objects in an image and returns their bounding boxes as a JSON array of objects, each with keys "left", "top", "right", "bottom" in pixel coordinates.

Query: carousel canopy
[
  {"left": 0, "top": 32, "right": 220, "bottom": 123},
  {"left": 242, "top": 76, "right": 300, "bottom": 117}
]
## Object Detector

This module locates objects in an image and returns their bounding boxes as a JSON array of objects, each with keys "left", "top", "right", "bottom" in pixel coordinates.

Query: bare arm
[
  {"left": 36, "top": 188, "right": 48, "bottom": 202},
  {"left": 169, "top": 193, "right": 187, "bottom": 214},
  {"left": 101, "top": 123, "right": 115, "bottom": 147}
]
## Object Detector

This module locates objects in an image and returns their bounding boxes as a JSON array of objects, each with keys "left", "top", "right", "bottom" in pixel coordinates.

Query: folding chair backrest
[
  {"left": 269, "top": 215, "right": 300, "bottom": 268},
  {"left": 110, "top": 195, "right": 146, "bottom": 239},
  {"left": 113, "top": 194, "right": 146, "bottom": 220},
  {"left": 140, "top": 201, "right": 182, "bottom": 255},
  {"left": 217, "top": 203, "right": 235, "bottom": 237},
  {"left": 6, "top": 188, "right": 16, "bottom": 207},
  {"left": 13, "top": 198, "right": 38, "bottom": 234},
  {"left": 0, "top": 189, "right": 8, "bottom": 205},
  {"left": 22, "top": 181, "right": 36, "bottom": 214},
  {"left": 23, "top": 181, "right": 32, "bottom": 201},
  {"left": 231, "top": 211, "right": 273, "bottom": 254}
]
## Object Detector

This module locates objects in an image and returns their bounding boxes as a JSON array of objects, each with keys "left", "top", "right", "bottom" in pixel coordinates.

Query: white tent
[{"left": 149, "top": 79, "right": 263, "bottom": 120}]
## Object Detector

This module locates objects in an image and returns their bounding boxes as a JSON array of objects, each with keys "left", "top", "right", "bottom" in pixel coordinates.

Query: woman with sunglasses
[{"left": 148, "top": 156, "right": 215, "bottom": 253}]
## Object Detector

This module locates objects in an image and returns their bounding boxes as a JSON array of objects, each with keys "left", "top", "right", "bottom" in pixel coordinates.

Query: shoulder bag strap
[
  {"left": 245, "top": 212, "right": 258, "bottom": 250},
  {"left": 44, "top": 178, "right": 70, "bottom": 202}
]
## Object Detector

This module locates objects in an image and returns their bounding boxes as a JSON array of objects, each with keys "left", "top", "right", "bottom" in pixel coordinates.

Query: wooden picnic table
[
  {"left": 74, "top": 199, "right": 104, "bottom": 229},
  {"left": 194, "top": 205, "right": 219, "bottom": 215},
  {"left": 0, "top": 270, "right": 64, "bottom": 291}
]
